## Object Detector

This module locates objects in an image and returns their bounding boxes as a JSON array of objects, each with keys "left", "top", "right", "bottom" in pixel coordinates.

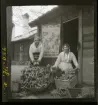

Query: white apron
[
  {"left": 57, "top": 52, "right": 73, "bottom": 73},
  {"left": 54, "top": 52, "right": 79, "bottom": 73},
  {"left": 58, "top": 62, "right": 73, "bottom": 73}
]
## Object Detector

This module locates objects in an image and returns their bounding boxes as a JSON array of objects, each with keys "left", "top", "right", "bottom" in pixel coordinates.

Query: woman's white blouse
[
  {"left": 29, "top": 42, "right": 44, "bottom": 61},
  {"left": 54, "top": 52, "right": 79, "bottom": 68}
]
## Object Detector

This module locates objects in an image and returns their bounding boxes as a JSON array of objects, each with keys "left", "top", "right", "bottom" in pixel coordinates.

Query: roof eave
[{"left": 29, "top": 6, "right": 61, "bottom": 27}]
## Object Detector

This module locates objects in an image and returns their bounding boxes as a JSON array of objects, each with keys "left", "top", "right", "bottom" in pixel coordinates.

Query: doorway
[{"left": 62, "top": 18, "right": 79, "bottom": 67}]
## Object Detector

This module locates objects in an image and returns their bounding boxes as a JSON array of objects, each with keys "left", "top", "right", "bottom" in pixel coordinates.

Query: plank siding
[
  {"left": 83, "top": 33, "right": 94, "bottom": 42},
  {"left": 83, "top": 41, "right": 94, "bottom": 49},
  {"left": 83, "top": 49, "right": 94, "bottom": 57},
  {"left": 12, "top": 39, "right": 33, "bottom": 61},
  {"left": 82, "top": 6, "right": 94, "bottom": 85}
]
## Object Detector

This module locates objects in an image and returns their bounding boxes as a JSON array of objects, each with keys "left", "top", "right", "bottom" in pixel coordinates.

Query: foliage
[{"left": 20, "top": 65, "right": 52, "bottom": 93}]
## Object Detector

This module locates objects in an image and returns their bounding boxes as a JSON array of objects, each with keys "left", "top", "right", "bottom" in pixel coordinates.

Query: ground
[
  {"left": 11, "top": 65, "right": 95, "bottom": 99},
  {"left": 11, "top": 65, "right": 28, "bottom": 82}
]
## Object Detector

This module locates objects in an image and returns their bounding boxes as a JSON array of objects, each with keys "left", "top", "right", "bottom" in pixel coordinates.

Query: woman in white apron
[
  {"left": 52, "top": 44, "right": 79, "bottom": 73},
  {"left": 29, "top": 36, "right": 44, "bottom": 66}
]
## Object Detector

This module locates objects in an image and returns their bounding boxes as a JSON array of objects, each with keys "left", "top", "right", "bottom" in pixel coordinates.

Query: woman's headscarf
[{"left": 62, "top": 43, "right": 70, "bottom": 52}]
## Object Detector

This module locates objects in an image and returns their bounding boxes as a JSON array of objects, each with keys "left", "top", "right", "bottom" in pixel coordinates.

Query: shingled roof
[
  {"left": 11, "top": 26, "right": 37, "bottom": 42},
  {"left": 29, "top": 6, "right": 62, "bottom": 27}
]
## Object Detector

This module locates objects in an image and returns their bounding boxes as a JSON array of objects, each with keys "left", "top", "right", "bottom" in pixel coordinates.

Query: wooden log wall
[{"left": 82, "top": 6, "right": 94, "bottom": 85}]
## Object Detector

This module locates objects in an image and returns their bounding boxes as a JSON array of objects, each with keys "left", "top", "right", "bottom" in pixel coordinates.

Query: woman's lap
[{"left": 58, "top": 62, "right": 73, "bottom": 72}]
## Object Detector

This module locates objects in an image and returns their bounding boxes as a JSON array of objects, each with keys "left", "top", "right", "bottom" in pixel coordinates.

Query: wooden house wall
[
  {"left": 11, "top": 43, "right": 14, "bottom": 61},
  {"left": 12, "top": 39, "right": 33, "bottom": 61},
  {"left": 14, "top": 42, "right": 20, "bottom": 61},
  {"left": 82, "top": 6, "right": 94, "bottom": 85},
  {"left": 40, "top": 6, "right": 94, "bottom": 85},
  {"left": 62, "top": 6, "right": 80, "bottom": 22},
  {"left": 40, "top": 6, "right": 80, "bottom": 66},
  {"left": 40, "top": 17, "right": 61, "bottom": 66},
  {"left": 41, "top": 20, "right": 61, "bottom": 57}
]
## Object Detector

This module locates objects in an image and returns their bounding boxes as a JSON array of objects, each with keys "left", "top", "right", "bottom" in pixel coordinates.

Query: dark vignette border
[
  {"left": 1, "top": 0, "right": 97, "bottom": 103},
  {"left": 94, "top": 0, "right": 98, "bottom": 102}
]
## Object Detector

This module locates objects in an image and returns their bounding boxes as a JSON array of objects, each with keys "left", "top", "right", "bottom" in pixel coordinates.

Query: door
[{"left": 62, "top": 18, "right": 78, "bottom": 67}]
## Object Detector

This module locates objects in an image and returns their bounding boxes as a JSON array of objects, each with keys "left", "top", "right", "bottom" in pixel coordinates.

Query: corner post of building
[
  {"left": 11, "top": 23, "right": 15, "bottom": 61},
  {"left": 38, "top": 24, "right": 42, "bottom": 38},
  {"left": 78, "top": 8, "right": 83, "bottom": 86},
  {"left": 59, "top": 14, "right": 63, "bottom": 53}
]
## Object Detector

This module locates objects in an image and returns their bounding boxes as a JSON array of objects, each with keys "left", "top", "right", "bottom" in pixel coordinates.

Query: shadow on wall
[
  {"left": 41, "top": 57, "right": 57, "bottom": 66},
  {"left": 11, "top": 57, "right": 57, "bottom": 66}
]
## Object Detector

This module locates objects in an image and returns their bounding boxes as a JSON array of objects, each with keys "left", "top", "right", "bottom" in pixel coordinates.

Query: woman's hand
[
  {"left": 72, "top": 68, "right": 79, "bottom": 73},
  {"left": 33, "top": 61, "right": 36, "bottom": 66},
  {"left": 33, "top": 61, "right": 39, "bottom": 66},
  {"left": 52, "top": 65, "right": 56, "bottom": 69},
  {"left": 37, "top": 58, "right": 41, "bottom": 63},
  {"left": 68, "top": 68, "right": 77, "bottom": 74},
  {"left": 51, "top": 65, "right": 57, "bottom": 72},
  {"left": 36, "top": 62, "right": 39, "bottom": 65},
  {"left": 31, "top": 60, "right": 35, "bottom": 64}
]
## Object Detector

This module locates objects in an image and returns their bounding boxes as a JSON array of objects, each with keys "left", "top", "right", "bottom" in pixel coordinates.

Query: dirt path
[{"left": 11, "top": 65, "right": 28, "bottom": 81}]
